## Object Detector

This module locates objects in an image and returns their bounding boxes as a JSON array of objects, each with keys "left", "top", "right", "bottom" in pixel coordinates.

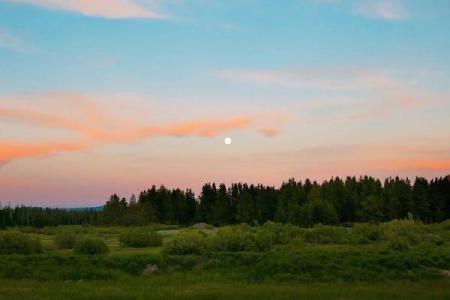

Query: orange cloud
[
  {"left": 0, "top": 107, "right": 88, "bottom": 132},
  {"left": 259, "top": 128, "right": 281, "bottom": 138},
  {"left": 257, "top": 142, "right": 450, "bottom": 174},
  {"left": 0, "top": 92, "right": 283, "bottom": 162},
  {"left": 163, "top": 117, "right": 252, "bottom": 138},
  {"left": 0, "top": 140, "right": 89, "bottom": 162},
  {"left": 383, "top": 159, "right": 450, "bottom": 171},
  {"left": 5, "top": 0, "right": 167, "bottom": 19}
]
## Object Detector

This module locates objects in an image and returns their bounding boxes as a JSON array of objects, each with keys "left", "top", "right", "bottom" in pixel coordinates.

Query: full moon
[{"left": 224, "top": 137, "right": 232, "bottom": 145}]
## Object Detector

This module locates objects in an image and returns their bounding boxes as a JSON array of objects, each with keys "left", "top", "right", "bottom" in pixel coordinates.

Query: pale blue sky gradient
[{"left": 0, "top": 0, "right": 449, "bottom": 206}]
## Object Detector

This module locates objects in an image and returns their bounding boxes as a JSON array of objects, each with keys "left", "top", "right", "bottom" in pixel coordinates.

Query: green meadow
[{"left": 1, "top": 220, "right": 450, "bottom": 299}]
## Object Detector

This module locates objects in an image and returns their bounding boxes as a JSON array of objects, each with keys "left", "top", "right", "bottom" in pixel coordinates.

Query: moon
[{"left": 224, "top": 137, "right": 232, "bottom": 145}]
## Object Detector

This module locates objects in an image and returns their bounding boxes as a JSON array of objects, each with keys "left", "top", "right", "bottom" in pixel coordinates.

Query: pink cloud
[
  {"left": 313, "top": 0, "right": 409, "bottom": 21},
  {"left": 354, "top": 0, "right": 409, "bottom": 20},
  {"left": 221, "top": 67, "right": 439, "bottom": 122},
  {"left": 5, "top": 0, "right": 167, "bottom": 19},
  {"left": 0, "top": 92, "right": 284, "bottom": 162},
  {"left": 259, "top": 128, "right": 281, "bottom": 138}
]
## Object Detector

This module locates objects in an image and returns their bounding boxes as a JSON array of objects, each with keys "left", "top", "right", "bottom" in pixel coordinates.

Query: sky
[{"left": 0, "top": 0, "right": 449, "bottom": 207}]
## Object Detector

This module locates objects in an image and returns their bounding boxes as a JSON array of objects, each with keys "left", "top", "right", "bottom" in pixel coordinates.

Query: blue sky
[{"left": 0, "top": 0, "right": 449, "bottom": 206}]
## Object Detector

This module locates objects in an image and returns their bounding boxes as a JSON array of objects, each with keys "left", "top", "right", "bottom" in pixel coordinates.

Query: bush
[
  {"left": 207, "top": 225, "right": 257, "bottom": 252},
  {"left": 119, "top": 231, "right": 163, "bottom": 248},
  {"left": 303, "top": 225, "right": 351, "bottom": 244},
  {"left": 440, "top": 220, "right": 450, "bottom": 230},
  {"left": 54, "top": 233, "right": 77, "bottom": 249},
  {"left": 351, "top": 223, "right": 384, "bottom": 244},
  {"left": 387, "top": 235, "right": 413, "bottom": 251},
  {"left": 202, "top": 223, "right": 302, "bottom": 253},
  {"left": 162, "top": 231, "right": 206, "bottom": 255},
  {"left": 0, "top": 231, "right": 42, "bottom": 254},
  {"left": 381, "top": 219, "right": 422, "bottom": 246},
  {"left": 260, "top": 222, "right": 302, "bottom": 244},
  {"left": 425, "top": 233, "right": 444, "bottom": 246},
  {"left": 74, "top": 238, "right": 109, "bottom": 255}
]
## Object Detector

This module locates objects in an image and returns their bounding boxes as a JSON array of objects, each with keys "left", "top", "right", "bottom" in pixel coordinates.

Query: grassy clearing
[
  {"left": 1, "top": 220, "right": 450, "bottom": 299},
  {"left": 0, "top": 276, "right": 449, "bottom": 300}
]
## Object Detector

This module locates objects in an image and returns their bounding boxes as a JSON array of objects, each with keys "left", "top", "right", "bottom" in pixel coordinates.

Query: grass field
[
  {"left": 1, "top": 220, "right": 450, "bottom": 299},
  {"left": 1, "top": 277, "right": 450, "bottom": 300}
]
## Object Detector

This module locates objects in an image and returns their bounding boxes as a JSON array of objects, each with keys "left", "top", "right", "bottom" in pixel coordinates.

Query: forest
[
  {"left": 1, "top": 175, "right": 449, "bottom": 228},
  {"left": 1, "top": 176, "right": 450, "bottom": 299}
]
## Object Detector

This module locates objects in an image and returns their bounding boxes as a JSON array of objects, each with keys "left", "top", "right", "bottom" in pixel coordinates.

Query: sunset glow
[{"left": 0, "top": 0, "right": 449, "bottom": 207}]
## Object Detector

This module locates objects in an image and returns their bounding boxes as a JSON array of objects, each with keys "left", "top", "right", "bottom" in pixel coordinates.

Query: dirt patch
[{"left": 142, "top": 264, "right": 158, "bottom": 276}]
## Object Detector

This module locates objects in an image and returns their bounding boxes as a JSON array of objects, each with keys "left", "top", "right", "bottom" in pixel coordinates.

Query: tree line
[
  {"left": 0, "top": 206, "right": 100, "bottom": 228},
  {"left": 102, "top": 176, "right": 450, "bottom": 226},
  {"left": 1, "top": 176, "right": 449, "bottom": 228}
]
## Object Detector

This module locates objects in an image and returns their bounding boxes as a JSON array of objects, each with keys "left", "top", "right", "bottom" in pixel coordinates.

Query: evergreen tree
[
  {"left": 212, "top": 184, "right": 233, "bottom": 225},
  {"left": 236, "top": 191, "right": 256, "bottom": 224}
]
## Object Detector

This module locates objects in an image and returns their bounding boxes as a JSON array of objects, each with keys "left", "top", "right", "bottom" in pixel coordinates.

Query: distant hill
[{"left": 61, "top": 206, "right": 103, "bottom": 212}]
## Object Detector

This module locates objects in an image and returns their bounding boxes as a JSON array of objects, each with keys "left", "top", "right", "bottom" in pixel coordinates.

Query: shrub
[
  {"left": 351, "top": 223, "right": 384, "bottom": 244},
  {"left": 387, "top": 235, "right": 413, "bottom": 251},
  {"left": 303, "top": 225, "right": 351, "bottom": 244},
  {"left": 207, "top": 225, "right": 257, "bottom": 252},
  {"left": 425, "top": 233, "right": 444, "bottom": 246},
  {"left": 119, "top": 230, "right": 163, "bottom": 248},
  {"left": 0, "top": 231, "right": 42, "bottom": 254},
  {"left": 440, "top": 220, "right": 450, "bottom": 230},
  {"left": 162, "top": 231, "right": 206, "bottom": 255},
  {"left": 204, "top": 223, "right": 303, "bottom": 253},
  {"left": 74, "top": 238, "right": 109, "bottom": 255},
  {"left": 54, "top": 233, "right": 77, "bottom": 249},
  {"left": 381, "top": 219, "right": 422, "bottom": 246},
  {"left": 260, "top": 222, "right": 302, "bottom": 244}
]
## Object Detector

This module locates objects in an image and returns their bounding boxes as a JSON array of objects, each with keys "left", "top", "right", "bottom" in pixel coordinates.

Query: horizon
[
  {"left": 1, "top": 0, "right": 450, "bottom": 207},
  {"left": 1, "top": 174, "right": 448, "bottom": 209}
]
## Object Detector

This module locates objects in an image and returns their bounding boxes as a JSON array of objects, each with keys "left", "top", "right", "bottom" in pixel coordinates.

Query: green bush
[
  {"left": 387, "top": 235, "right": 413, "bottom": 251},
  {"left": 74, "top": 238, "right": 109, "bottom": 255},
  {"left": 196, "top": 223, "right": 304, "bottom": 253},
  {"left": 303, "top": 225, "right": 351, "bottom": 244},
  {"left": 207, "top": 225, "right": 258, "bottom": 252},
  {"left": 440, "top": 220, "right": 450, "bottom": 230},
  {"left": 0, "top": 231, "right": 42, "bottom": 254},
  {"left": 162, "top": 231, "right": 206, "bottom": 255},
  {"left": 425, "top": 233, "right": 444, "bottom": 246},
  {"left": 119, "top": 231, "right": 163, "bottom": 248},
  {"left": 351, "top": 223, "right": 384, "bottom": 244},
  {"left": 260, "top": 222, "right": 302, "bottom": 244},
  {"left": 381, "top": 219, "right": 422, "bottom": 245},
  {"left": 54, "top": 233, "right": 78, "bottom": 249}
]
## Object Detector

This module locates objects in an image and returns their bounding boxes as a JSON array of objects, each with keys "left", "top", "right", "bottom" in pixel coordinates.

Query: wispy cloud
[
  {"left": 258, "top": 143, "right": 450, "bottom": 172},
  {"left": 3, "top": 0, "right": 167, "bottom": 19},
  {"left": 0, "top": 92, "right": 283, "bottom": 162},
  {"left": 259, "top": 128, "right": 281, "bottom": 138},
  {"left": 354, "top": 0, "right": 409, "bottom": 20},
  {"left": 221, "top": 67, "right": 396, "bottom": 90},
  {"left": 0, "top": 140, "right": 89, "bottom": 162},
  {"left": 221, "top": 66, "right": 435, "bottom": 121},
  {"left": 313, "top": 0, "right": 410, "bottom": 21}
]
